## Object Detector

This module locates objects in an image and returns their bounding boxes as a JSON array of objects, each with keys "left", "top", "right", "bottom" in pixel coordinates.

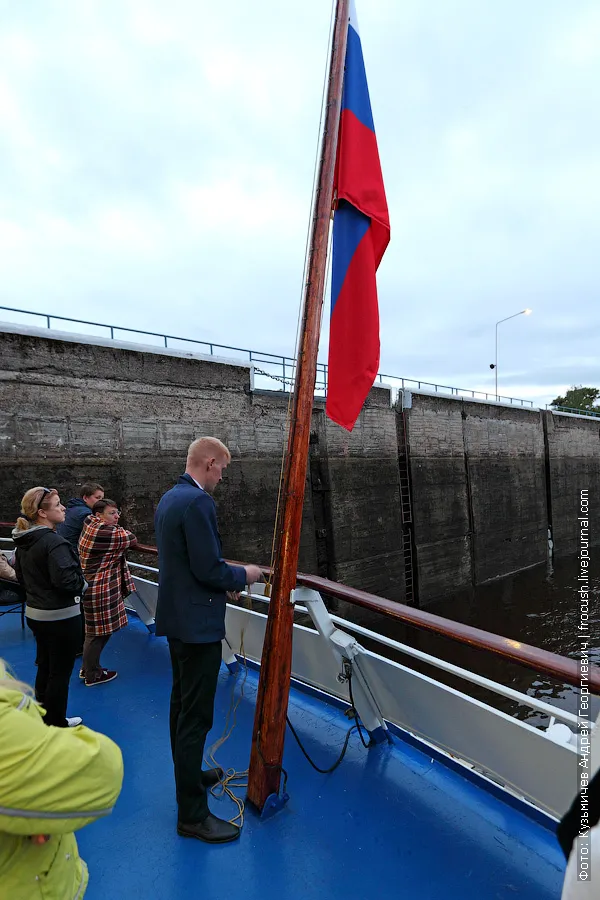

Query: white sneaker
[{"left": 66, "top": 716, "right": 83, "bottom": 727}]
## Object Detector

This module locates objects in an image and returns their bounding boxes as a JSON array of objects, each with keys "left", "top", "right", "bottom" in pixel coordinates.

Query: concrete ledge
[
  {"left": 402, "top": 387, "right": 539, "bottom": 412},
  {"left": 549, "top": 408, "right": 600, "bottom": 422},
  {"left": 0, "top": 320, "right": 252, "bottom": 371}
]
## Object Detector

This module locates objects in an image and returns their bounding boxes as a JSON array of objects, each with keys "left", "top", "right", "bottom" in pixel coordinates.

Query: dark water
[{"left": 335, "top": 555, "right": 600, "bottom": 726}]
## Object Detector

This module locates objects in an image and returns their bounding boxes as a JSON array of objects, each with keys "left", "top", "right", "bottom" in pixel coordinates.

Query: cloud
[{"left": 0, "top": 0, "right": 599, "bottom": 407}]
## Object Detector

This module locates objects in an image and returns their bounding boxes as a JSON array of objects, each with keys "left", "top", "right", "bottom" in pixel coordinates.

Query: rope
[
  {"left": 204, "top": 632, "right": 250, "bottom": 827},
  {"left": 206, "top": 1, "right": 343, "bottom": 812},
  {"left": 204, "top": 625, "right": 291, "bottom": 823},
  {"left": 205, "top": 630, "right": 371, "bottom": 822},
  {"left": 264, "top": 0, "right": 338, "bottom": 593}
]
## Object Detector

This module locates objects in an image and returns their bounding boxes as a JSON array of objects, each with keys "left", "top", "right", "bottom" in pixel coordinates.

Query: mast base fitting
[
  {"left": 368, "top": 725, "right": 393, "bottom": 745},
  {"left": 258, "top": 791, "right": 290, "bottom": 820}
]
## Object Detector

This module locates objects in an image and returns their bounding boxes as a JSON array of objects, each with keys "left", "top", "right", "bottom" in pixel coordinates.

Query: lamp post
[{"left": 491, "top": 308, "right": 532, "bottom": 400}]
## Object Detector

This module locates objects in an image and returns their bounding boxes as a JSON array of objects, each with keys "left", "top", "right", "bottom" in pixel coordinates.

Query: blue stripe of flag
[
  {"left": 331, "top": 200, "right": 370, "bottom": 313},
  {"left": 341, "top": 24, "right": 374, "bottom": 133}
]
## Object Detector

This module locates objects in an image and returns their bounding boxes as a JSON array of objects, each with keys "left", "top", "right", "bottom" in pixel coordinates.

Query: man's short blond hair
[{"left": 186, "top": 437, "right": 231, "bottom": 466}]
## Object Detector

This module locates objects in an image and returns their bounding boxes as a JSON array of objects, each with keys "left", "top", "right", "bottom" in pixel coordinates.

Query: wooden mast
[{"left": 246, "top": 0, "right": 350, "bottom": 814}]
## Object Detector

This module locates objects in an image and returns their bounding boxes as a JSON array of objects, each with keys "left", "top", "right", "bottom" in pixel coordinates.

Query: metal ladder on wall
[{"left": 397, "top": 408, "right": 416, "bottom": 605}]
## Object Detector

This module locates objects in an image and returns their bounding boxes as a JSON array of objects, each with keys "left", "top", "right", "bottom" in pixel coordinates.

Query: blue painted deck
[{"left": 1, "top": 614, "right": 565, "bottom": 899}]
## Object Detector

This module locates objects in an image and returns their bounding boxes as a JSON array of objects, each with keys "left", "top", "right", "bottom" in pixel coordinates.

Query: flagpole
[{"left": 246, "top": 0, "right": 350, "bottom": 815}]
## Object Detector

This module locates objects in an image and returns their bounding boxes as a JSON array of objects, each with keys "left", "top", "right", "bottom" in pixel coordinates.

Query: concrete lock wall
[
  {"left": 1, "top": 324, "right": 598, "bottom": 606},
  {"left": 0, "top": 325, "right": 400, "bottom": 600},
  {"left": 544, "top": 411, "right": 600, "bottom": 556},
  {"left": 404, "top": 394, "right": 550, "bottom": 602},
  {"left": 402, "top": 392, "right": 599, "bottom": 603}
]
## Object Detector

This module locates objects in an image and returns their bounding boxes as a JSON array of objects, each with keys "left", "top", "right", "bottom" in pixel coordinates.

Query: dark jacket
[
  {"left": 56, "top": 498, "right": 91, "bottom": 551},
  {"left": 154, "top": 474, "right": 246, "bottom": 643},
  {"left": 13, "top": 526, "right": 86, "bottom": 619}
]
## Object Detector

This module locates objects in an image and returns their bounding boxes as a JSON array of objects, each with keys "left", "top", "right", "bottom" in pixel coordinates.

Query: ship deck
[{"left": 1, "top": 614, "right": 565, "bottom": 899}]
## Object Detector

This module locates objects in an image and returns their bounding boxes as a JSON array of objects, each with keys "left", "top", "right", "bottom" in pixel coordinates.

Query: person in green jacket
[{"left": 0, "top": 659, "right": 124, "bottom": 899}]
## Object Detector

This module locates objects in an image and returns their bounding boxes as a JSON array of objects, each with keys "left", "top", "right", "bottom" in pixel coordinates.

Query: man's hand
[
  {"left": 226, "top": 591, "right": 241, "bottom": 602},
  {"left": 244, "top": 565, "right": 263, "bottom": 586}
]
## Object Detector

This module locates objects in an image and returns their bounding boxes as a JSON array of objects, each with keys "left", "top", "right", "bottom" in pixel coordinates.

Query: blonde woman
[
  {"left": 0, "top": 658, "right": 123, "bottom": 898},
  {"left": 13, "top": 487, "right": 86, "bottom": 727}
]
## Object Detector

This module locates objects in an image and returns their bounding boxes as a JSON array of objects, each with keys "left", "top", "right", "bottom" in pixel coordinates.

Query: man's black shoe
[
  {"left": 201, "top": 767, "right": 224, "bottom": 787},
  {"left": 177, "top": 814, "right": 240, "bottom": 843}
]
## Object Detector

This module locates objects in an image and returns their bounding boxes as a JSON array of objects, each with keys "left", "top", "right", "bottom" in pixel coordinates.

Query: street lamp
[{"left": 490, "top": 308, "right": 532, "bottom": 400}]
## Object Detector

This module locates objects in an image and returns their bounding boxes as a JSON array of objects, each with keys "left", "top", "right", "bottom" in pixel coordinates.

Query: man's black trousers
[{"left": 168, "top": 638, "right": 222, "bottom": 824}]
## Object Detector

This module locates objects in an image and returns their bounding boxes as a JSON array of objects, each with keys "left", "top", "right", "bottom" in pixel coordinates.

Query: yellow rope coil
[{"left": 204, "top": 631, "right": 250, "bottom": 827}]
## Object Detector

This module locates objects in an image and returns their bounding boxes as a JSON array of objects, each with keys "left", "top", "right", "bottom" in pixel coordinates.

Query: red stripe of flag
[{"left": 326, "top": 7, "right": 390, "bottom": 432}]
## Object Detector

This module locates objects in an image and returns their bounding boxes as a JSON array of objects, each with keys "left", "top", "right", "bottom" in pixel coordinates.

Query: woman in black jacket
[{"left": 13, "top": 486, "right": 86, "bottom": 727}]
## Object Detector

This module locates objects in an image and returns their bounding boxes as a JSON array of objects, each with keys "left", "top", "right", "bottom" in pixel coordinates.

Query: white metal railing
[
  {"left": 255, "top": 589, "right": 581, "bottom": 730},
  {"left": 126, "top": 560, "right": 580, "bottom": 730},
  {"left": 127, "top": 561, "right": 158, "bottom": 575},
  {"left": 1, "top": 551, "right": 584, "bottom": 730},
  {"left": 1, "top": 304, "right": 534, "bottom": 407},
  {"left": 329, "top": 611, "right": 579, "bottom": 727},
  {"left": 222, "top": 585, "right": 585, "bottom": 816}
]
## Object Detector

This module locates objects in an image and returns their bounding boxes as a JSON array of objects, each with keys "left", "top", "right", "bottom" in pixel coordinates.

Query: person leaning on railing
[
  {"left": 0, "top": 658, "right": 123, "bottom": 899},
  {"left": 56, "top": 483, "right": 105, "bottom": 551},
  {"left": 56, "top": 482, "right": 105, "bottom": 656},
  {"left": 12, "top": 487, "right": 87, "bottom": 728},
  {"left": 0, "top": 548, "right": 23, "bottom": 616},
  {"left": 0, "top": 549, "right": 16, "bottom": 583},
  {"left": 78, "top": 499, "right": 137, "bottom": 687}
]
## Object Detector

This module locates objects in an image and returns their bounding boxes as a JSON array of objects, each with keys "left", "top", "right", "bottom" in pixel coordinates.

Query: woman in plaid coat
[{"left": 78, "top": 499, "right": 137, "bottom": 686}]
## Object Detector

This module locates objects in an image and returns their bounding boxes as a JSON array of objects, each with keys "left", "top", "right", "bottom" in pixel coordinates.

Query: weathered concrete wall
[
  {"left": 315, "top": 404, "right": 405, "bottom": 602},
  {"left": 403, "top": 394, "right": 471, "bottom": 601},
  {"left": 402, "top": 392, "right": 599, "bottom": 602},
  {"left": 0, "top": 327, "right": 318, "bottom": 572},
  {"left": 544, "top": 412, "right": 600, "bottom": 555},
  {"left": 0, "top": 326, "right": 397, "bottom": 595},
  {"left": 462, "top": 402, "right": 548, "bottom": 585},
  {"left": 1, "top": 325, "right": 598, "bottom": 606}
]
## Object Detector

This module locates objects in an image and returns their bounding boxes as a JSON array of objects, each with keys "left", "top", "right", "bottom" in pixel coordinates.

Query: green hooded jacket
[{"left": 0, "top": 662, "right": 124, "bottom": 899}]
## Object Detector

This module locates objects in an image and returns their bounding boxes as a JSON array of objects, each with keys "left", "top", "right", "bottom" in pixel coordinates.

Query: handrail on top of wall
[{"left": 0, "top": 304, "right": 535, "bottom": 407}]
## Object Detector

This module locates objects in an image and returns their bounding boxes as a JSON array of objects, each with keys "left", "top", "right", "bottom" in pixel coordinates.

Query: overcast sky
[{"left": 1, "top": 0, "right": 599, "bottom": 407}]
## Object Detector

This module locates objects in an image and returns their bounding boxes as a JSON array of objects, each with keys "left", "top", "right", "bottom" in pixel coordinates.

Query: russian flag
[{"left": 326, "top": 0, "right": 390, "bottom": 432}]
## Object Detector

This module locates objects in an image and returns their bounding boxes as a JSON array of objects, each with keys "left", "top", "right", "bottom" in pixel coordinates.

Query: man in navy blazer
[{"left": 155, "top": 436, "right": 262, "bottom": 844}]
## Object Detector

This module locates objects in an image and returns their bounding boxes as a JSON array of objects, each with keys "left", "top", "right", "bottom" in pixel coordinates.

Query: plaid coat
[{"left": 78, "top": 516, "right": 137, "bottom": 636}]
